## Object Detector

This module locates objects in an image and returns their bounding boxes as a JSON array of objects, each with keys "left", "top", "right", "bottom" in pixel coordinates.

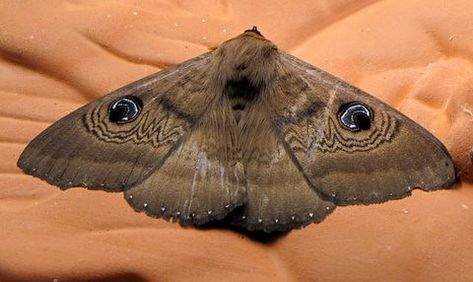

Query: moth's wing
[
  {"left": 18, "top": 52, "right": 214, "bottom": 191},
  {"left": 125, "top": 104, "right": 247, "bottom": 226},
  {"left": 269, "top": 52, "right": 456, "bottom": 205},
  {"left": 230, "top": 108, "right": 335, "bottom": 232}
]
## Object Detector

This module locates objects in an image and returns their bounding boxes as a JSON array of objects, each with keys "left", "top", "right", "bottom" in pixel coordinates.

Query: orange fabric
[{"left": 1, "top": 1, "right": 472, "bottom": 281}]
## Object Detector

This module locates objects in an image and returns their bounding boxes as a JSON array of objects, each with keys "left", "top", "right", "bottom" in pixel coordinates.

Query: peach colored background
[{"left": 1, "top": 1, "right": 473, "bottom": 281}]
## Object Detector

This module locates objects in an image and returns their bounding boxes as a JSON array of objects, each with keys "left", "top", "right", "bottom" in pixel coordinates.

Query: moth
[{"left": 18, "top": 27, "right": 456, "bottom": 233}]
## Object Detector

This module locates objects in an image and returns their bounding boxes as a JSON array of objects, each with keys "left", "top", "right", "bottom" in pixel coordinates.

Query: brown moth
[{"left": 17, "top": 27, "right": 456, "bottom": 232}]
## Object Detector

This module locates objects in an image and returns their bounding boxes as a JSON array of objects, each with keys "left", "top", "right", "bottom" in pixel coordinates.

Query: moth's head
[
  {"left": 243, "top": 26, "right": 265, "bottom": 39},
  {"left": 222, "top": 26, "right": 274, "bottom": 49},
  {"left": 214, "top": 27, "right": 279, "bottom": 87}
]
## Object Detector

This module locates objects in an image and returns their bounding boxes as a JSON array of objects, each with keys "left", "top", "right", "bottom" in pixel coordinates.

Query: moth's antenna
[{"left": 244, "top": 26, "right": 263, "bottom": 37}]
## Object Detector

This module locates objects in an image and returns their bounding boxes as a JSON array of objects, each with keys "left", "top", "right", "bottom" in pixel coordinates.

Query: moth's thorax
[
  {"left": 213, "top": 33, "right": 279, "bottom": 88},
  {"left": 210, "top": 32, "right": 279, "bottom": 121}
]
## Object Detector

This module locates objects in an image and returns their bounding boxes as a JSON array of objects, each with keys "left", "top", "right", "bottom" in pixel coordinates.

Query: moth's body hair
[{"left": 211, "top": 35, "right": 279, "bottom": 91}]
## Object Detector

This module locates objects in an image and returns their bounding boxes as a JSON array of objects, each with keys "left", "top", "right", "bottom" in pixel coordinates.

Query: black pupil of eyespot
[
  {"left": 109, "top": 97, "right": 141, "bottom": 123},
  {"left": 353, "top": 112, "right": 371, "bottom": 130}
]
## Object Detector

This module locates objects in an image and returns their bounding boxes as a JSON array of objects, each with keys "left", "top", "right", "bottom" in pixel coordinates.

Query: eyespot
[
  {"left": 338, "top": 102, "right": 373, "bottom": 131},
  {"left": 109, "top": 96, "right": 142, "bottom": 123}
]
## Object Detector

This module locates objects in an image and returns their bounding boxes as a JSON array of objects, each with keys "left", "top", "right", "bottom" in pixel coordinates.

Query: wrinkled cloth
[{"left": 1, "top": 1, "right": 472, "bottom": 281}]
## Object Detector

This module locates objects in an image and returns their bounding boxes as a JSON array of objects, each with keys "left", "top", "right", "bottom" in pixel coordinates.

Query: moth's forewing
[
  {"left": 17, "top": 53, "right": 213, "bottom": 191},
  {"left": 270, "top": 52, "right": 455, "bottom": 205}
]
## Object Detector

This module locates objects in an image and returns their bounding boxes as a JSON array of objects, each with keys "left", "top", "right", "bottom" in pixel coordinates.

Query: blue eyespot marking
[
  {"left": 338, "top": 102, "right": 373, "bottom": 131},
  {"left": 109, "top": 96, "right": 142, "bottom": 123}
]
